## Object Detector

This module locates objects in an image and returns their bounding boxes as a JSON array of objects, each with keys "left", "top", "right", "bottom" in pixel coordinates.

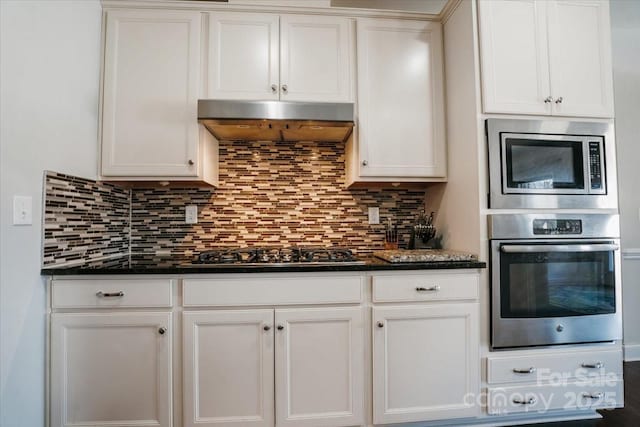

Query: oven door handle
[{"left": 501, "top": 244, "right": 619, "bottom": 253}]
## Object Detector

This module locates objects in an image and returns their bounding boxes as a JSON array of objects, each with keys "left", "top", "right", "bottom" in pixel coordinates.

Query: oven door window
[
  {"left": 500, "top": 247, "right": 615, "bottom": 318},
  {"left": 504, "top": 137, "right": 585, "bottom": 191}
]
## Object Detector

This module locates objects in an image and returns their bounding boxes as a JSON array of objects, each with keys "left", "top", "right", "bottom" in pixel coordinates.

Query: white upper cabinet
[
  {"left": 478, "top": 0, "right": 551, "bottom": 115},
  {"left": 353, "top": 18, "right": 446, "bottom": 181},
  {"left": 479, "top": 0, "right": 614, "bottom": 118},
  {"left": 547, "top": 0, "right": 614, "bottom": 117},
  {"left": 207, "top": 12, "right": 354, "bottom": 102},
  {"left": 101, "top": 10, "right": 204, "bottom": 178},
  {"left": 208, "top": 12, "right": 280, "bottom": 100},
  {"left": 280, "top": 15, "right": 354, "bottom": 102}
]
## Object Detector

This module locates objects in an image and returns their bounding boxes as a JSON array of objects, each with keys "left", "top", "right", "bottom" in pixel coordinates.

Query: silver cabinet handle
[
  {"left": 263, "top": 325, "right": 271, "bottom": 331},
  {"left": 513, "top": 367, "right": 537, "bottom": 374},
  {"left": 416, "top": 285, "right": 440, "bottom": 292},
  {"left": 158, "top": 327, "right": 167, "bottom": 335},
  {"left": 271, "top": 84, "right": 277, "bottom": 93},
  {"left": 96, "top": 291, "right": 124, "bottom": 298},
  {"left": 277, "top": 325, "right": 284, "bottom": 331},
  {"left": 544, "top": 96, "right": 553, "bottom": 103},
  {"left": 501, "top": 244, "right": 619, "bottom": 253},
  {"left": 582, "top": 362, "right": 604, "bottom": 369},
  {"left": 362, "top": 160, "right": 368, "bottom": 166},
  {"left": 281, "top": 84, "right": 288, "bottom": 93},
  {"left": 377, "top": 321, "right": 384, "bottom": 328},
  {"left": 582, "top": 392, "right": 604, "bottom": 400},
  {"left": 513, "top": 397, "right": 537, "bottom": 405},
  {"left": 555, "top": 96, "right": 564, "bottom": 104}
]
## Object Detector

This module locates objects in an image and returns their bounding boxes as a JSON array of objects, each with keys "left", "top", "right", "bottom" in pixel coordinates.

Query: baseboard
[{"left": 624, "top": 343, "right": 640, "bottom": 361}]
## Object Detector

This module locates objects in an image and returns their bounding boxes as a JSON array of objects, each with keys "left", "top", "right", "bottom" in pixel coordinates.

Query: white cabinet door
[
  {"left": 547, "top": 0, "right": 614, "bottom": 118},
  {"left": 274, "top": 308, "right": 364, "bottom": 427},
  {"left": 356, "top": 19, "right": 446, "bottom": 178},
  {"left": 372, "top": 304, "right": 479, "bottom": 424},
  {"left": 280, "top": 15, "right": 354, "bottom": 102},
  {"left": 208, "top": 12, "right": 279, "bottom": 100},
  {"left": 50, "top": 312, "right": 172, "bottom": 427},
  {"left": 478, "top": 0, "right": 552, "bottom": 115},
  {"left": 101, "top": 10, "right": 201, "bottom": 177},
  {"left": 183, "top": 310, "right": 274, "bottom": 427}
]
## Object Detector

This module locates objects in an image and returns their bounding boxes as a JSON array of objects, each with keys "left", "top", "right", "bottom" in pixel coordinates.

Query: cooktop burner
[{"left": 195, "top": 247, "right": 364, "bottom": 266}]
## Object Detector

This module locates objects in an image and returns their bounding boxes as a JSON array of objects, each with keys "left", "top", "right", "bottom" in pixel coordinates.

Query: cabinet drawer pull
[
  {"left": 416, "top": 285, "right": 440, "bottom": 292},
  {"left": 581, "top": 362, "right": 604, "bottom": 369},
  {"left": 377, "top": 321, "right": 384, "bottom": 328},
  {"left": 513, "top": 367, "right": 536, "bottom": 374},
  {"left": 277, "top": 325, "right": 284, "bottom": 331},
  {"left": 281, "top": 84, "right": 288, "bottom": 93},
  {"left": 263, "top": 325, "right": 271, "bottom": 331},
  {"left": 555, "top": 96, "right": 563, "bottom": 104},
  {"left": 513, "top": 397, "right": 536, "bottom": 405},
  {"left": 271, "top": 84, "right": 277, "bottom": 93},
  {"left": 96, "top": 291, "right": 124, "bottom": 298},
  {"left": 158, "top": 327, "right": 167, "bottom": 335},
  {"left": 582, "top": 392, "right": 604, "bottom": 400},
  {"left": 544, "top": 96, "right": 553, "bottom": 103}
]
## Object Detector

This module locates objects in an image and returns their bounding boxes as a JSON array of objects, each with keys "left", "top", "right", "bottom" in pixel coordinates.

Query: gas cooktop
[{"left": 193, "top": 247, "right": 365, "bottom": 266}]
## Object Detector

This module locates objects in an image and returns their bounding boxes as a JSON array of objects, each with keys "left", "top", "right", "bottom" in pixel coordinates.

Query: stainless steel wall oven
[
  {"left": 487, "top": 119, "right": 618, "bottom": 209},
  {"left": 489, "top": 214, "right": 622, "bottom": 349}
]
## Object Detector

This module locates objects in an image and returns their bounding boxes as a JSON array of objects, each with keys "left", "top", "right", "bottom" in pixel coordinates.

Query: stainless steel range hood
[{"left": 198, "top": 100, "right": 355, "bottom": 142}]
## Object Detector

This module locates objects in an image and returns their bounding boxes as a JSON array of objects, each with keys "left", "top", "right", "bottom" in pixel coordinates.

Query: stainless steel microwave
[{"left": 487, "top": 119, "right": 618, "bottom": 209}]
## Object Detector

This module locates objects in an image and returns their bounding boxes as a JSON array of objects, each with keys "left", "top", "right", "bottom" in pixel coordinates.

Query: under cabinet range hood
[{"left": 198, "top": 100, "right": 355, "bottom": 142}]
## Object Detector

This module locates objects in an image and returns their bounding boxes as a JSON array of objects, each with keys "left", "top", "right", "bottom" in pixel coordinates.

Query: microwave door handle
[{"left": 501, "top": 244, "right": 619, "bottom": 253}]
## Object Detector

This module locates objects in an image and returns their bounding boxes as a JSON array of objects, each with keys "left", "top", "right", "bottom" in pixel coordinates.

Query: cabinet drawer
[
  {"left": 487, "top": 380, "right": 623, "bottom": 415},
  {"left": 487, "top": 349, "right": 623, "bottom": 385},
  {"left": 372, "top": 272, "right": 478, "bottom": 302},
  {"left": 183, "top": 275, "right": 363, "bottom": 306},
  {"left": 51, "top": 279, "right": 174, "bottom": 309}
]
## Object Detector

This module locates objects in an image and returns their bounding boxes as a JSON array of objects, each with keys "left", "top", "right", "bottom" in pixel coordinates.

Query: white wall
[
  {"left": 0, "top": 1, "right": 102, "bottom": 425},
  {"left": 610, "top": 0, "right": 640, "bottom": 361}
]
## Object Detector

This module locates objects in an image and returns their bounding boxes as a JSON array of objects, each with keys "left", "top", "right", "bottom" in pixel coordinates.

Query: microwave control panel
[
  {"left": 589, "top": 141, "right": 604, "bottom": 191},
  {"left": 533, "top": 219, "right": 583, "bottom": 235}
]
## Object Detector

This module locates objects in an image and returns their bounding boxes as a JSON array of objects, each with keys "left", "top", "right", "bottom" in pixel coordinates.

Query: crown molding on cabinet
[{"left": 100, "top": 0, "right": 455, "bottom": 21}]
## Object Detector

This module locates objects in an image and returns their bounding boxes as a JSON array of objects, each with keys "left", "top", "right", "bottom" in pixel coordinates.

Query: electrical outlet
[
  {"left": 185, "top": 205, "right": 198, "bottom": 224},
  {"left": 368, "top": 207, "right": 380, "bottom": 224},
  {"left": 13, "top": 196, "right": 32, "bottom": 225}
]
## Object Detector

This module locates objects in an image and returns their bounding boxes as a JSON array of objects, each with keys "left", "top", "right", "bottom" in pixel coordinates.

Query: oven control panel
[{"left": 533, "top": 219, "right": 583, "bottom": 235}]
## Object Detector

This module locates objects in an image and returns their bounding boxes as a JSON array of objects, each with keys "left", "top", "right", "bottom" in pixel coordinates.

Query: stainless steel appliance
[
  {"left": 489, "top": 213, "right": 622, "bottom": 349},
  {"left": 194, "top": 246, "right": 365, "bottom": 267},
  {"left": 198, "top": 100, "right": 355, "bottom": 142},
  {"left": 487, "top": 119, "right": 618, "bottom": 209}
]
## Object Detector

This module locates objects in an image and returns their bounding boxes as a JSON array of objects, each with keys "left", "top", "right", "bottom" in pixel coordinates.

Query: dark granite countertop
[{"left": 41, "top": 254, "right": 486, "bottom": 276}]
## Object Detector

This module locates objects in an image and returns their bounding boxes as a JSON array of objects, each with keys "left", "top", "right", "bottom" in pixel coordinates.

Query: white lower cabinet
[
  {"left": 50, "top": 312, "right": 172, "bottom": 427},
  {"left": 183, "top": 307, "right": 364, "bottom": 427},
  {"left": 372, "top": 303, "right": 480, "bottom": 424},
  {"left": 183, "top": 310, "right": 275, "bottom": 427},
  {"left": 486, "top": 346, "right": 624, "bottom": 415}
]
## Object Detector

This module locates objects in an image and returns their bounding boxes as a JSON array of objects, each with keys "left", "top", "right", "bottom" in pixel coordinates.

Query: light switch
[
  {"left": 13, "top": 196, "right": 33, "bottom": 225},
  {"left": 185, "top": 205, "right": 198, "bottom": 224},
  {"left": 368, "top": 207, "right": 380, "bottom": 225}
]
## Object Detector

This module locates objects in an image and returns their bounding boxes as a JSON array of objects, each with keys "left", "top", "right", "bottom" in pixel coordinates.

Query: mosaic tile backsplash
[
  {"left": 43, "top": 171, "right": 130, "bottom": 266},
  {"left": 131, "top": 141, "right": 426, "bottom": 257},
  {"left": 43, "top": 141, "right": 427, "bottom": 265}
]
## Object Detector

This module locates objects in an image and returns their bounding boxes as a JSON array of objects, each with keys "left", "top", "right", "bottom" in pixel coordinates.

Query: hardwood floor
[{"left": 522, "top": 361, "right": 640, "bottom": 427}]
